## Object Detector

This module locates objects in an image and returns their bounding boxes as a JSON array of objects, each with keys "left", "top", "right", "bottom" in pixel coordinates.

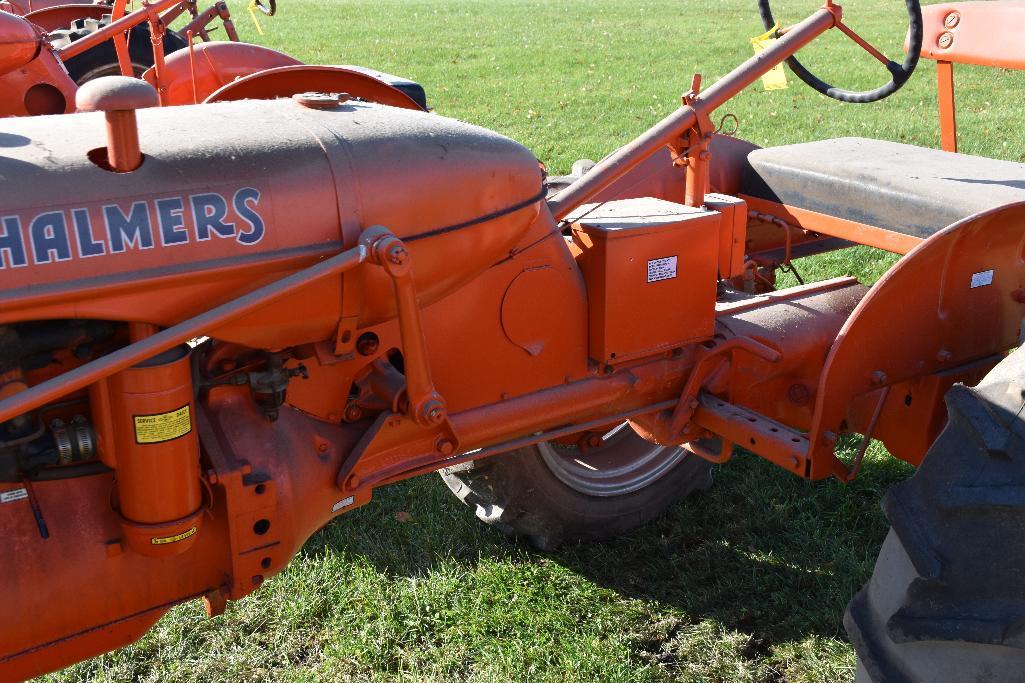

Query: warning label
[
  {"left": 151, "top": 526, "right": 197, "bottom": 545},
  {"left": 133, "top": 405, "right": 192, "bottom": 445},
  {"left": 0, "top": 488, "right": 28, "bottom": 504},
  {"left": 647, "top": 256, "right": 678, "bottom": 283}
]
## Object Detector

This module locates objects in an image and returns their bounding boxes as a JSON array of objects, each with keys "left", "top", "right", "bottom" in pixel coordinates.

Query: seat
[{"left": 741, "top": 137, "right": 1025, "bottom": 237}]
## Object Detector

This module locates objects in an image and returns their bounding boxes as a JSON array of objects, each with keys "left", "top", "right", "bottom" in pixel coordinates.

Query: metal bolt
[
  {"left": 436, "top": 438, "right": 455, "bottom": 455},
  {"left": 387, "top": 244, "right": 408, "bottom": 265},
  {"left": 344, "top": 404, "right": 363, "bottom": 422},
  {"left": 937, "top": 32, "right": 954, "bottom": 49},
  {"left": 936, "top": 349, "right": 953, "bottom": 363},
  {"left": 944, "top": 11, "right": 960, "bottom": 28},
  {"left": 787, "top": 383, "right": 811, "bottom": 406},
  {"left": 317, "top": 442, "right": 329, "bottom": 453},
  {"left": 356, "top": 332, "right": 380, "bottom": 356},
  {"left": 422, "top": 400, "right": 446, "bottom": 425},
  {"left": 871, "top": 370, "right": 888, "bottom": 385}
]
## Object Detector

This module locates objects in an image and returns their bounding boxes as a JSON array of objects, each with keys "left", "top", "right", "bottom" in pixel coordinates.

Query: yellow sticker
[
  {"left": 151, "top": 526, "right": 197, "bottom": 545},
  {"left": 751, "top": 23, "right": 789, "bottom": 91},
  {"left": 133, "top": 405, "right": 192, "bottom": 444}
]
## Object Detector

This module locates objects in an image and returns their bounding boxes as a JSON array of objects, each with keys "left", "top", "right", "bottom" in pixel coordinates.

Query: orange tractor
[
  {"left": 0, "top": 0, "right": 427, "bottom": 116},
  {"left": 1, "top": 0, "right": 1025, "bottom": 680}
]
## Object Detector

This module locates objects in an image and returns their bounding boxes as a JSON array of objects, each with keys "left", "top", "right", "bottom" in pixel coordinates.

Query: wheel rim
[{"left": 537, "top": 423, "right": 687, "bottom": 497}]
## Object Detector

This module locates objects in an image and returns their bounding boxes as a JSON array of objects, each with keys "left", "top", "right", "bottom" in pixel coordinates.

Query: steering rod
[{"left": 548, "top": 4, "right": 840, "bottom": 221}]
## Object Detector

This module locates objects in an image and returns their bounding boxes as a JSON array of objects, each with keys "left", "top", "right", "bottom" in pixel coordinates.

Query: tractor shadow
[{"left": 307, "top": 450, "right": 912, "bottom": 646}]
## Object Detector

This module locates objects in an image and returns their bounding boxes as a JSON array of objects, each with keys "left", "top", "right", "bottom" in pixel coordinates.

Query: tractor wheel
[
  {"left": 440, "top": 424, "right": 713, "bottom": 550},
  {"left": 49, "top": 16, "right": 188, "bottom": 84},
  {"left": 845, "top": 347, "right": 1025, "bottom": 682}
]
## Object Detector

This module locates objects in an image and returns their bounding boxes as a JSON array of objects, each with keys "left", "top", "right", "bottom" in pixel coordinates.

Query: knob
[{"left": 75, "top": 76, "right": 159, "bottom": 172}]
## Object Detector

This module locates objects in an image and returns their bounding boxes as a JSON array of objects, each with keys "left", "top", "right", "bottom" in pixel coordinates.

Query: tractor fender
[
  {"left": 805, "top": 201, "right": 1025, "bottom": 479},
  {"left": 22, "top": 3, "right": 106, "bottom": 32},
  {"left": 203, "top": 64, "right": 425, "bottom": 111}
]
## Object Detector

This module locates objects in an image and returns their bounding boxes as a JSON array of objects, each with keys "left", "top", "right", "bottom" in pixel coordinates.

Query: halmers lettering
[{"left": 0, "top": 188, "right": 265, "bottom": 269}]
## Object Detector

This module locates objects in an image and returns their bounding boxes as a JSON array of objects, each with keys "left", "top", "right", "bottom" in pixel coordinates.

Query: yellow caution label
[
  {"left": 751, "top": 23, "right": 789, "bottom": 91},
  {"left": 151, "top": 526, "right": 197, "bottom": 545},
  {"left": 133, "top": 404, "right": 192, "bottom": 444}
]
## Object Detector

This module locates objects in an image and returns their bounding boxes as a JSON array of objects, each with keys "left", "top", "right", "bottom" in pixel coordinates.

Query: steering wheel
[
  {"left": 253, "top": 0, "right": 276, "bottom": 16},
  {"left": 758, "top": 0, "right": 923, "bottom": 103}
]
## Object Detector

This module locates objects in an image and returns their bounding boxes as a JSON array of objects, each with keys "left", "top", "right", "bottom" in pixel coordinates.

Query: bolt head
[
  {"left": 871, "top": 370, "right": 888, "bottom": 385},
  {"left": 423, "top": 400, "right": 446, "bottom": 425},
  {"left": 436, "top": 438, "right": 455, "bottom": 456},
  {"left": 944, "top": 11, "right": 960, "bottom": 28},
  {"left": 387, "top": 244, "right": 408, "bottom": 265},
  {"left": 344, "top": 404, "right": 363, "bottom": 422},
  {"left": 936, "top": 349, "right": 953, "bottom": 363},
  {"left": 937, "top": 31, "right": 954, "bottom": 49}
]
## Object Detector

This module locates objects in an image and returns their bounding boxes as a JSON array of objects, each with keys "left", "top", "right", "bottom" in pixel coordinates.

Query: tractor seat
[{"left": 741, "top": 137, "right": 1025, "bottom": 237}]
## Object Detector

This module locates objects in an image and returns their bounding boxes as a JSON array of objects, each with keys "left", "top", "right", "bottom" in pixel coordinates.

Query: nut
[
  {"left": 436, "top": 438, "right": 455, "bottom": 456},
  {"left": 871, "top": 370, "right": 888, "bottom": 385}
]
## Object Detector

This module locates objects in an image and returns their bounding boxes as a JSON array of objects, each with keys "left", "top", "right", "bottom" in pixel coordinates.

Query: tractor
[
  {"left": 1, "top": 0, "right": 1024, "bottom": 680},
  {"left": 0, "top": 0, "right": 427, "bottom": 117}
]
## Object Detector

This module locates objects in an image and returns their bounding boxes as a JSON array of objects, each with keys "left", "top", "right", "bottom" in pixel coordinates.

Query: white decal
[
  {"left": 647, "top": 256, "right": 678, "bottom": 283},
  {"left": 332, "top": 496, "right": 355, "bottom": 513},
  {"left": 1, "top": 488, "right": 28, "bottom": 504},
  {"left": 971, "top": 269, "right": 994, "bottom": 289}
]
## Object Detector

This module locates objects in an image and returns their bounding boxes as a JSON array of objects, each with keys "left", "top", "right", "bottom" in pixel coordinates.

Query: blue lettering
[
  {"left": 72, "top": 208, "right": 105, "bottom": 258},
  {"left": 191, "top": 193, "right": 235, "bottom": 241},
  {"left": 233, "top": 188, "right": 264, "bottom": 245},
  {"left": 0, "top": 216, "right": 27, "bottom": 269},
  {"left": 30, "top": 212, "right": 72, "bottom": 265},
  {"left": 156, "top": 197, "right": 188, "bottom": 246},
  {"left": 104, "top": 201, "right": 153, "bottom": 253}
]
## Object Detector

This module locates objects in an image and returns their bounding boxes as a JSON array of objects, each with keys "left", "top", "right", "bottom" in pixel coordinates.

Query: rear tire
[
  {"left": 49, "top": 16, "right": 188, "bottom": 84},
  {"left": 440, "top": 426, "right": 713, "bottom": 550},
  {"left": 845, "top": 348, "right": 1025, "bottom": 682}
]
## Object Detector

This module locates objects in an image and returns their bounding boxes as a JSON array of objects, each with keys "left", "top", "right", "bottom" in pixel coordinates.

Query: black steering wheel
[
  {"left": 758, "top": 0, "right": 923, "bottom": 103},
  {"left": 253, "top": 0, "right": 276, "bottom": 16}
]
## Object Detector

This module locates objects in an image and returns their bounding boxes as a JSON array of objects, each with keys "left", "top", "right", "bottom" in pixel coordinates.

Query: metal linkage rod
[
  {"left": 548, "top": 7, "right": 837, "bottom": 220},
  {"left": 0, "top": 245, "right": 368, "bottom": 424}
]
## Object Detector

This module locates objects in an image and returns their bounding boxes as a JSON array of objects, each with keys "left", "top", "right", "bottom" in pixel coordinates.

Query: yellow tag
[
  {"left": 751, "top": 23, "right": 789, "bottom": 91},
  {"left": 133, "top": 405, "right": 192, "bottom": 444},
  {"left": 151, "top": 526, "right": 197, "bottom": 545},
  {"left": 247, "top": 0, "right": 265, "bottom": 36}
]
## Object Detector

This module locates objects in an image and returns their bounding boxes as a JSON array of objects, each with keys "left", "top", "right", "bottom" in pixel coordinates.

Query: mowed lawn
[{"left": 42, "top": 1, "right": 1025, "bottom": 682}]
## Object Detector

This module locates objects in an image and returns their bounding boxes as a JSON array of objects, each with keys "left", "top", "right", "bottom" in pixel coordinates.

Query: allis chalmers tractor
[
  {"left": 1, "top": 0, "right": 1025, "bottom": 680},
  {"left": 0, "top": 0, "right": 427, "bottom": 117}
]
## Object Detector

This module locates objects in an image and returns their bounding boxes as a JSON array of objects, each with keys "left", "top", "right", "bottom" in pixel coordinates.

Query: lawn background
[{"left": 42, "top": 1, "right": 1025, "bottom": 681}]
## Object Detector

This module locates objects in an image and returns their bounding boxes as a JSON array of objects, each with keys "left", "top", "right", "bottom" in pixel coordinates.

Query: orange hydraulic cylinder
[{"left": 106, "top": 345, "right": 203, "bottom": 556}]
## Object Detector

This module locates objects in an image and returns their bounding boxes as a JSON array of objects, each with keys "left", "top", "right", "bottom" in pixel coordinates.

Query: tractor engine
[{"left": 0, "top": 90, "right": 551, "bottom": 680}]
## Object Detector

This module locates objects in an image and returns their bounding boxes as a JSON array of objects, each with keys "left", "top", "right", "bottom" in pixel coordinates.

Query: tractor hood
[{"left": 0, "top": 97, "right": 544, "bottom": 335}]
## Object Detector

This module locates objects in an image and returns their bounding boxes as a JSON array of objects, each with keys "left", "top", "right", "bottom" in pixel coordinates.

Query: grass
[{"left": 40, "top": 1, "right": 1025, "bottom": 681}]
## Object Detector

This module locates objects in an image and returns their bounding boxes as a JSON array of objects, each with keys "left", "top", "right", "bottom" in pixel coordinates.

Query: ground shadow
[{"left": 304, "top": 449, "right": 911, "bottom": 649}]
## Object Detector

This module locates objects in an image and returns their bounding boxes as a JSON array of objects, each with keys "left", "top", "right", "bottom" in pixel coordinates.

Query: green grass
[{"left": 41, "top": 1, "right": 1025, "bottom": 681}]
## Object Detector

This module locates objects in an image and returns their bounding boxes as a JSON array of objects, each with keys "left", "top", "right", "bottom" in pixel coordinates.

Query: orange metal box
[{"left": 570, "top": 197, "right": 720, "bottom": 364}]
